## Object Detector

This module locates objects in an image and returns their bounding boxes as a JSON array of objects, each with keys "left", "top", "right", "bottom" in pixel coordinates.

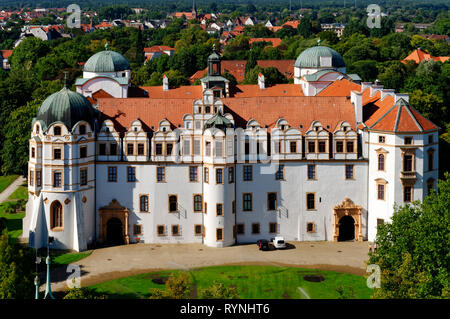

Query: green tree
[
  {"left": 200, "top": 281, "right": 239, "bottom": 299},
  {"left": 368, "top": 174, "right": 450, "bottom": 299},
  {"left": 298, "top": 17, "right": 313, "bottom": 38},
  {"left": 377, "top": 61, "right": 408, "bottom": 92},
  {"left": 149, "top": 272, "right": 191, "bottom": 299},
  {"left": 348, "top": 60, "right": 378, "bottom": 82},
  {"left": 64, "top": 287, "right": 107, "bottom": 299},
  {"left": 9, "top": 37, "right": 50, "bottom": 72},
  {"left": 0, "top": 229, "right": 34, "bottom": 299}
]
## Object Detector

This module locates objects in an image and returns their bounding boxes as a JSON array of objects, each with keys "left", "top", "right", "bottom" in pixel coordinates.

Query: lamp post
[
  {"left": 34, "top": 250, "right": 41, "bottom": 299},
  {"left": 44, "top": 236, "right": 55, "bottom": 299}
]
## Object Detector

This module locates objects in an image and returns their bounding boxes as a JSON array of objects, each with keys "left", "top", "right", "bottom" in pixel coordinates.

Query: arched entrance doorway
[
  {"left": 338, "top": 216, "right": 355, "bottom": 241},
  {"left": 333, "top": 198, "right": 364, "bottom": 241},
  {"left": 106, "top": 218, "right": 124, "bottom": 245}
]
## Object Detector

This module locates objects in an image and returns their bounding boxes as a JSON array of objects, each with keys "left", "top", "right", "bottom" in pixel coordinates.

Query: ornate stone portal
[
  {"left": 99, "top": 199, "right": 130, "bottom": 245},
  {"left": 333, "top": 197, "right": 363, "bottom": 241}
]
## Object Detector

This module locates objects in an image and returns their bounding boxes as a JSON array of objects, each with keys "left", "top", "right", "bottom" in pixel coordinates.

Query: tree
[
  {"left": 377, "top": 61, "right": 407, "bottom": 92},
  {"left": 9, "top": 37, "right": 50, "bottom": 72},
  {"left": 298, "top": 17, "right": 313, "bottom": 38},
  {"left": 200, "top": 281, "right": 239, "bottom": 299},
  {"left": 149, "top": 272, "right": 191, "bottom": 299},
  {"left": 243, "top": 66, "right": 287, "bottom": 85},
  {"left": 0, "top": 229, "right": 34, "bottom": 299},
  {"left": 163, "top": 70, "right": 190, "bottom": 87},
  {"left": 64, "top": 287, "right": 107, "bottom": 299},
  {"left": 348, "top": 60, "right": 378, "bottom": 82},
  {"left": 368, "top": 174, "right": 450, "bottom": 298},
  {"left": 410, "top": 89, "right": 446, "bottom": 128}
]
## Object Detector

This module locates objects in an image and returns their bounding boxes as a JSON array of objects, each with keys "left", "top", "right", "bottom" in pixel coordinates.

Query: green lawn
[
  {"left": 8, "top": 185, "right": 28, "bottom": 200},
  {"left": 0, "top": 175, "right": 19, "bottom": 193},
  {"left": 89, "top": 265, "right": 373, "bottom": 299},
  {"left": 0, "top": 182, "right": 27, "bottom": 239}
]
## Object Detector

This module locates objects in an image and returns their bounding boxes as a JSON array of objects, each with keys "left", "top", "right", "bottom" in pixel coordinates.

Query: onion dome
[
  {"left": 35, "top": 87, "right": 96, "bottom": 132},
  {"left": 294, "top": 45, "right": 345, "bottom": 68},
  {"left": 83, "top": 44, "right": 130, "bottom": 73}
]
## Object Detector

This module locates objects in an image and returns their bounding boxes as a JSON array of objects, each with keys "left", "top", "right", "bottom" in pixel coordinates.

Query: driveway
[{"left": 49, "top": 241, "right": 371, "bottom": 292}]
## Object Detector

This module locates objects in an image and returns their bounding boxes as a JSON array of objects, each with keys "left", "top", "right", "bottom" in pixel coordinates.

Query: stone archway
[
  {"left": 338, "top": 215, "right": 355, "bottom": 241},
  {"left": 99, "top": 199, "right": 129, "bottom": 245},
  {"left": 333, "top": 198, "right": 363, "bottom": 242}
]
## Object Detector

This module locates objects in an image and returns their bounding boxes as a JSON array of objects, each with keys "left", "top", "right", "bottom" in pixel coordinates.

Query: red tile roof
[
  {"left": 402, "top": 48, "right": 449, "bottom": 64},
  {"left": 0, "top": 50, "right": 13, "bottom": 59},
  {"left": 144, "top": 46, "right": 175, "bottom": 53},
  {"left": 249, "top": 38, "right": 282, "bottom": 47},
  {"left": 282, "top": 20, "right": 300, "bottom": 29},
  {"left": 318, "top": 78, "right": 362, "bottom": 96}
]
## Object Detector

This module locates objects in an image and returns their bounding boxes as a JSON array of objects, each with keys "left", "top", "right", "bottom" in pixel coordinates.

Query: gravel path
[
  {"left": 0, "top": 176, "right": 26, "bottom": 204},
  {"left": 48, "top": 241, "right": 371, "bottom": 292}
]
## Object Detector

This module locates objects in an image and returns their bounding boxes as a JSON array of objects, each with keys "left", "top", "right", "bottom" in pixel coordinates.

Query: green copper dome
[
  {"left": 294, "top": 46, "right": 345, "bottom": 68},
  {"left": 205, "top": 113, "right": 233, "bottom": 131},
  {"left": 83, "top": 49, "right": 130, "bottom": 73},
  {"left": 35, "top": 87, "right": 96, "bottom": 131}
]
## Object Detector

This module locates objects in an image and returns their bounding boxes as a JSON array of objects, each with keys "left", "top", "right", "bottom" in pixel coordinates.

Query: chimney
[
  {"left": 370, "top": 84, "right": 384, "bottom": 97},
  {"left": 258, "top": 73, "right": 265, "bottom": 90},
  {"left": 163, "top": 75, "right": 169, "bottom": 91},
  {"left": 361, "top": 82, "right": 372, "bottom": 92},
  {"left": 380, "top": 89, "right": 395, "bottom": 101},
  {"left": 350, "top": 90, "right": 363, "bottom": 124},
  {"left": 394, "top": 93, "right": 409, "bottom": 104}
]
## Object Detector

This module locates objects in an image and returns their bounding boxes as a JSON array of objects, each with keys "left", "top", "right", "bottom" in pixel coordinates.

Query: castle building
[{"left": 22, "top": 45, "right": 439, "bottom": 251}]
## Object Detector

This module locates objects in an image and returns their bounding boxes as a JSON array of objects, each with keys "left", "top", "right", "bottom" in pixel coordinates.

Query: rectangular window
[
  {"left": 29, "top": 170, "right": 34, "bottom": 186},
  {"left": 216, "top": 228, "right": 223, "bottom": 241},
  {"left": 307, "top": 164, "right": 316, "bottom": 180},
  {"left": 127, "top": 166, "right": 136, "bottom": 182},
  {"left": 155, "top": 143, "right": 162, "bottom": 155},
  {"left": 428, "top": 151, "right": 434, "bottom": 171},
  {"left": 404, "top": 137, "right": 413, "bottom": 145},
  {"left": 345, "top": 164, "right": 354, "bottom": 179},
  {"left": 215, "top": 140, "right": 223, "bottom": 157},
  {"left": 108, "top": 167, "right": 117, "bottom": 182},
  {"left": 379, "top": 136, "right": 385, "bottom": 143},
  {"left": 172, "top": 225, "right": 180, "bottom": 236},
  {"left": 252, "top": 223, "right": 260, "bottom": 234},
  {"left": 232, "top": 200, "right": 236, "bottom": 214},
  {"left": 99, "top": 143, "right": 106, "bottom": 155},
  {"left": 80, "top": 146, "right": 87, "bottom": 158},
  {"left": 110, "top": 143, "right": 117, "bottom": 155},
  {"left": 134, "top": 224, "right": 142, "bottom": 235},
  {"left": 243, "top": 165, "right": 253, "bottom": 181},
  {"left": 236, "top": 224, "right": 244, "bottom": 235},
  {"left": 183, "top": 140, "right": 190, "bottom": 155},
  {"left": 336, "top": 141, "right": 343, "bottom": 153},
  {"left": 377, "top": 184, "right": 385, "bottom": 200},
  {"left": 189, "top": 166, "right": 198, "bottom": 182},
  {"left": 53, "top": 171, "right": 62, "bottom": 187},
  {"left": 193, "top": 194, "right": 203, "bottom": 212},
  {"left": 216, "top": 168, "right": 223, "bottom": 184},
  {"left": 54, "top": 148, "right": 61, "bottom": 160},
  {"left": 169, "top": 195, "right": 178, "bottom": 212},
  {"left": 245, "top": 140, "right": 250, "bottom": 155},
  {"left": 127, "top": 143, "right": 134, "bottom": 155},
  {"left": 346, "top": 141, "right": 354, "bottom": 153},
  {"left": 267, "top": 193, "right": 277, "bottom": 211},
  {"left": 36, "top": 170, "right": 41, "bottom": 187},
  {"left": 216, "top": 203, "right": 223, "bottom": 216},
  {"left": 243, "top": 193, "right": 252, "bottom": 211},
  {"left": 80, "top": 168, "right": 88, "bottom": 186},
  {"left": 205, "top": 142, "right": 211, "bottom": 156},
  {"left": 403, "top": 155, "right": 413, "bottom": 172},
  {"left": 204, "top": 167, "right": 209, "bottom": 183},
  {"left": 227, "top": 139, "right": 233, "bottom": 156},
  {"left": 137, "top": 143, "right": 145, "bottom": 155},
  {"left": 318, "top": 141, "right": 326, "bottom": 153},
  {"left": 31, "top": 147, "right": 36, "bottom": 158},
  {"left": 290, "top": 141, "right": 297, "bottom": 153},
  {"left": 377, "top": 219, "right": 384, "bottom": 227},
  {"left": 166, "top": 143, "right": 173, "bottom": 156},
  {"left": 269, "top": 223, "right": 277, "bottom": 234},
  {"left": 140, "top": 195, "right": 149, "bottom": 212},
  {"left": 194, "top": 224, "right": 203, "bottom": 236},
  {"left": 308, "top": 141, "right": 315, "bottom": 153},
  {"left": 307, "top": 222, "right": 315, "bottom": 233},
  {"left": 275, "top": 164, "right": 284, "bottom": 180},
  {"left": 157, "top": 225, "right": 165, "bottom": 236},
  {"left": 194, "top": 139, "right": 201, "bottom": 155},
  {"left": 306, "top": 193, "right": 315, "bottom": 210},
  {"left": 404, "top": 186, "right": 412, "bottom": 202},
  {"left": 228, "top": 167, "right": 234, "bottom": 183},
  {"left": 157, "top": 167, "right": 165, "bottom": 182},
  {"left": 428, "top": 135, "right": 433, "bottom": 144}
]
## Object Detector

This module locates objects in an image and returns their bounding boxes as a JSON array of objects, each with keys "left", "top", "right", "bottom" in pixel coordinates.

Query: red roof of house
[
  {"left": 282, "top": 20, "right": 300, "bottom": 29},
  {"left": 269, "top": 26, "right": 283, "bottom": 32},
  {"left": 144, "top": 46, "right": 175, "bottom": 53},
  {"left": 95, "top": 22, "right": 113, "bottom": 29},
  {"left": 0, "top": 50, "right": 13, "bottom": 59},
  {"left": 402, "top": 48, "right": 449, "bottom": 64},
  {"left": 318, "top": 78, "right": 362, "bottom": 96},
  {"left": 249, "top": 38, "right": 282, "bottom": 47}
]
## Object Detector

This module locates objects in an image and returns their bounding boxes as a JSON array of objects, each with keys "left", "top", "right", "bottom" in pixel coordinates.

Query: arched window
[
  {"left": 378, "top": 154, "right": 385, "bottom": 171},
  {"left": 36, "top": 124, "right": 40, "bottom": 134},
  {"left": 50, "top": 201, "right": 63, "bottom": 230},
  {"left": 79, "top": 124, "right": 86, "bottom": 135}
]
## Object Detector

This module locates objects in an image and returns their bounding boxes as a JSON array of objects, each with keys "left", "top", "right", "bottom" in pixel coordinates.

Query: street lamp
[{"left": 44, "top": 236, "right": 55, "bottom": 299}]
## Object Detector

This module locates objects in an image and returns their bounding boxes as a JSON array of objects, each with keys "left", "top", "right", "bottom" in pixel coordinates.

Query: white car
[{"left": 272, "top": 236, "right": 286, "bottom": 249}]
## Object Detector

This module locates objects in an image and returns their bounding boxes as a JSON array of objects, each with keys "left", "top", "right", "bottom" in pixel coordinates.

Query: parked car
[
  {"left": 271, "top": 236, "right": 286, "bottom": 249},
  {"left": 256, "top": 239, "right": 271, "bottom": 251}
]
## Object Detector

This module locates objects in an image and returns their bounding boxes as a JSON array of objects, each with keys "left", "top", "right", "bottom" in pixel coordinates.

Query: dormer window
[
  {"left": 79, "top": 125, "right": 86, "bottom": 135},
  {"left": 36, "top": 125, "right": 40, "bottom": 134},
  {"left": 54, "top": 126, "right": 61, "bottom": 136}
]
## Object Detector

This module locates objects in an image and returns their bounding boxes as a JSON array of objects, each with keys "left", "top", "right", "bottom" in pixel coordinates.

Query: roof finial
[
  {"left": 63, "top": 71, "right": 69, "bottom": 88},
  {"left": 317, "top": 37, "right": 321, "bottom": 46}
]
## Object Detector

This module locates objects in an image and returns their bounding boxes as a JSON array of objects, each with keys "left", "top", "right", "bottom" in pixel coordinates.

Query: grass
[
  {"left": 0, "top": 181, "right": 27, "bottom": 240},
  {"left": 8, "top": 185, "right": 28, "bottom": 200},
  {"left": 89, "top": 265, "right": 373, "bottom": 299},
  {"left": 0, "top": 175, "right": 19, "bottom": 193}
]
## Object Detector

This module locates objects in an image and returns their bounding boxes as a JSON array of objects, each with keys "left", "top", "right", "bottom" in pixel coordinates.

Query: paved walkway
[
  {"left": 0, "top": 176, "right": 26, "bottom": 204},
  {"left": 49, "top": 241, "right": 371, "bottom": 292}
]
